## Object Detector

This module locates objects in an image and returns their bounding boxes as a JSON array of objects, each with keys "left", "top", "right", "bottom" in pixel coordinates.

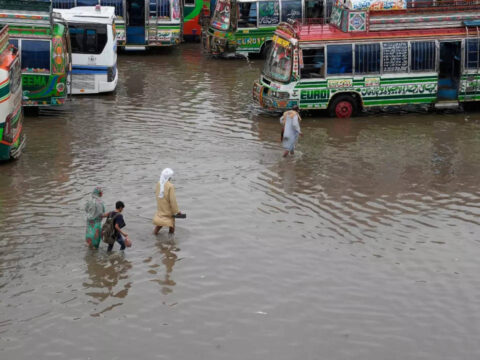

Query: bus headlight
[{"left": 269, "top": 90, "right": 289, "bottom": 99}]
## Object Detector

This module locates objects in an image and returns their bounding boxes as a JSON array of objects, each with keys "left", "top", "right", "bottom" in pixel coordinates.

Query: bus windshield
[
  {"left": 211, "top": 0, "right": 231, "bottom": 30},
  {"left": 263, "top": 37, "right": 292, "bottom": 82}
]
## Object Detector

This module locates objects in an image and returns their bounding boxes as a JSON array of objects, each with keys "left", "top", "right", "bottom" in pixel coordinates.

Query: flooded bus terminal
[{"left": 1, "top": 44, "right": 480, "bottom": 359}]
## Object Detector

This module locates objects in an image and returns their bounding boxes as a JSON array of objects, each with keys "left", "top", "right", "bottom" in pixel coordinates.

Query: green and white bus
[
  {"left": 0, "top": 0, "right": 72, "bottom": 107},
  {"left": 205, "top": 0, "right": 333, "bottom": 57},
  {"left": 253, "top": 0, "right": 480, "bottom": 117}
]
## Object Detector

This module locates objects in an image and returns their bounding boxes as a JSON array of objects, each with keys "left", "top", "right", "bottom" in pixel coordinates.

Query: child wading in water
[{"left": 106, "top": 201, "right": 130, "bottom": 251}]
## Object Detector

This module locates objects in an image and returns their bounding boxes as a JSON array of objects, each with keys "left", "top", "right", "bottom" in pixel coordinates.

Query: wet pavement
[{"left": 1, "top": 43, "right": 480, "bottom": 359}]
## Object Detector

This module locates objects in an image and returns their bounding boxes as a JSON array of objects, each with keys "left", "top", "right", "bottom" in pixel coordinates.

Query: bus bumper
[{"left": 253, "top": 80, "right": 295, "bottom": 111}]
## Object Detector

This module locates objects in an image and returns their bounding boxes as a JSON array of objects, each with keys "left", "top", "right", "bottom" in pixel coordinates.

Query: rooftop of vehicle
[
  {"left": 276, "top": 22, "right": 467, "bottom": 43},
  {"left": 55, "top": 6, "right": 115, "bottom": 24}
]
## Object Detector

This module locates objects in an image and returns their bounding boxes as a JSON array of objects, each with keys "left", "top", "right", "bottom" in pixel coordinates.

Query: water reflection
[
  {"left": 83, "top": 251, "right": 132, "bottom": 317},
  {"left": 148, "top": 237, "right": 179, "bottom": 295}
]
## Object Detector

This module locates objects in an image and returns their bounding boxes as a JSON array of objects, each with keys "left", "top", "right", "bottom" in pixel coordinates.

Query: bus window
[
  {"left": 158, "top": 0, "right": 170, "bottom": 18},
  {"left": 258, "top": 1, "right": 279, "bottom": 26},
  {"left": 465, "top": 39, "right": 480, "bottom": 70},
  {"left": 21, "top": 40, "right": 51, "bottom": 74},
  {"left": 185, "top": 0, "right": 195, "bottom": 6},
  {"left": 281, "top": 0, "right": 302, "bottom": 22},
  {"left": 411, "top": 41, "right": 435, "bottom": 71},
  {"left": 300, "top": 48, "right": 324, "bottom": 78},
  {"left": 305, "top": 0, "right": 323, "bottom": 19},
  {"left": 69, "top": 25, "right": 108, "bottom": 54},
  {"left": 212, "top": 0, "right": 231, "bottom": 30},
  {"left": 263, "top": 39, "right": 292, "bottom": 82},
  {"left": 327, "top": 44, "right": 352, "bottom": 75},
  {"left": 355, "top": 43, "right": 380, "bottom": 74},
  {"left": 238, "top": 2, "right": 257, "bottom": 28}
]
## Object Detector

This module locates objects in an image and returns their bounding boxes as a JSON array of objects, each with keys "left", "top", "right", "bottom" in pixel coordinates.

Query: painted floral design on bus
[{"left": 52, "top": 36, "right": 65, "bottom": 74}]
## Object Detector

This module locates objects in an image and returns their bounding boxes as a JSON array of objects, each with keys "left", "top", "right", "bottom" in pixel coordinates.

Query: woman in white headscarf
[{"left": 153, "top": 168, "right": 181, "bottom": 234}]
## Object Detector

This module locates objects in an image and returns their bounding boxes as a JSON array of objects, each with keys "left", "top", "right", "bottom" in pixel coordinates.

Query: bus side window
[
  {"left": 327, "top": 44, "right": 352, "bottom": 75},
  {"left": 305, "top": 0, "right": 323, "bottom": 20},
  {"left": 465, "top": 39, "right": 480, "bottom": 69},
  {"left": 411, "top": 41, "right": 435, "bottom": 71},
  {"left": 238, "top": 2, "right": 257, "bottom": 28},
  {"left": 301, "top": 48, "right": 325, "bottom": 79},
  {"left": 281, "top": 0, "right": 302, "bottom": 22},
  {"left": 21, "top": 40, "right": 51, "bottom": 74},
  {"left": 355, "top": 43, "right": 380, "bottom": 74},
  {"left": 185, "top": 0, "right": 195, "bottom": 5}
]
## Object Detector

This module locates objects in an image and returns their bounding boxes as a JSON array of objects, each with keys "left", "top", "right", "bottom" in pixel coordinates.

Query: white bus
[{"left": 56, "top": 6, "right": 118, "bottom": 94}]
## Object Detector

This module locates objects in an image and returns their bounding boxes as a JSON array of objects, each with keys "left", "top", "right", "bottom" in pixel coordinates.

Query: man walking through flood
[
  {"left": 280, "top": 105, "right": 303, "bottom": 157},
  {"left": 153, "top": 168, "right": 182, "bottom": 234}
]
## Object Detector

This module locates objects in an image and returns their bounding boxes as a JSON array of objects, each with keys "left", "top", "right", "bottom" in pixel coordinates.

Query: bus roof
[
  {"left": 55, "top": 6, "right": 115, "bottom": 24},
  {"left": 341, "top": 0, "right": 406, "bottom": 11},
  {"left": 276, "top": 23, "right": 467, "bottom": 43}
]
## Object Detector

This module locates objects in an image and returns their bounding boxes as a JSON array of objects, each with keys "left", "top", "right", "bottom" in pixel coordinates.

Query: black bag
[{"left": 102, "top": 212, "right": 120, "bottom": 245}]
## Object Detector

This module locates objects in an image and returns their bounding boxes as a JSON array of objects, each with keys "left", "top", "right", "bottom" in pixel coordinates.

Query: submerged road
[{"left": 1, "top": 43, "right": 480, "bottom": 359}]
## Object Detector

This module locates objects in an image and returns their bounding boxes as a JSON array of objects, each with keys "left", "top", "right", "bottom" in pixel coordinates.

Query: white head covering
[{"left": 159, "top": 168, "right": 174, "bottom": 198}]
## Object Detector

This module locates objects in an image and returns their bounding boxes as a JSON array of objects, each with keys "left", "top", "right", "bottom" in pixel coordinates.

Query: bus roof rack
[{"left": 330, "top": 0, "right": 480, "bottom": 32}]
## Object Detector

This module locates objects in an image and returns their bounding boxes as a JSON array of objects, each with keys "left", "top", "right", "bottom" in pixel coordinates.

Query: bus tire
[{"left": 328, "top": 95, "right": 357, "bottom": 118}]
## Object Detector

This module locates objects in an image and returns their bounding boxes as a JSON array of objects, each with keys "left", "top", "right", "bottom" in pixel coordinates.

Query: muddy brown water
[{"left": 1, "top": 43, "right": 480, "bottom": 359}]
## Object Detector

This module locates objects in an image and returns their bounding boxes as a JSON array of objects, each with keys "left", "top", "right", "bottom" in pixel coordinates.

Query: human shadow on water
[
  {"left": 83, "top": 250, "right": 132, "bottom": 317},
  {"left": 145, "top": 236, "right": 180, "bottom": 295}
]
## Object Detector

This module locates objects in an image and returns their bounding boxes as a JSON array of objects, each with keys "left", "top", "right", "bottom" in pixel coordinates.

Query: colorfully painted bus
[
  {"left": 253, "top": 0, "right": 480, "bottom": 117},
  {"left": 205, "top": 0, "right": 333, "bottom": 57},
  {"left": 0, "top": 25, "right": 24, "bottom": 161},
  {"left": 0, "top": 0, "right": 71, "bottom": 107},
  {"left": 56, "top": 6, "right": 118, "bottom": 94},
  {"left": 184, "top": 0, "right": 210, "bottom": 40},
  {"left": 53, "top": 0, "right": 182, "bottom": 49}
]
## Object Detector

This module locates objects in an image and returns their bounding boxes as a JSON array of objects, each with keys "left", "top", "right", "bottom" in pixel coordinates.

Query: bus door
[
  {"left": 438, "top": 41, "right": 461, "bottom": 100},
  {"left": 126, "top": 0, "right": 146, "bottom": 44}
]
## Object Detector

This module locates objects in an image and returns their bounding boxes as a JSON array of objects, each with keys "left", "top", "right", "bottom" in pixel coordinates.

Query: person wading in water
[
  {"left": 85, "top": 187, "right": 106, "bottom": 249},
  {"left": 153, "top": 168, "right": 182, "bottom": 234},
  {"left": 280, "top": 105, "right": 303, "bottom": 157}
]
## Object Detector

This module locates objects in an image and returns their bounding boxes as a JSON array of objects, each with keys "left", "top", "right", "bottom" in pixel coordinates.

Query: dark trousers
[{"left": 107, "top": 235, "right": 126, "bottom": 251}]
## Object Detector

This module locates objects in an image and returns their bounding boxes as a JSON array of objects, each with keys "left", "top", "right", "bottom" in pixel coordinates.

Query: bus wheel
[{"left": 329, "top": 95, "right": 357, "bottom": 118}]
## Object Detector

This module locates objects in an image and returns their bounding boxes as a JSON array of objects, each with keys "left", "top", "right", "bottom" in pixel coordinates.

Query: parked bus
[
  {"left": 204, "top": 0, "right": 333, "bottom": 57},
  {"left": 0, "top": 25, "right": 24, "bottom": 161},
  {"left": 56, "top": 6, "right": 118, "bottom": 94},
  {"left": 253, "top": 0, "right": 480, "bottom": 117},
  {"left": 184, "top": 0, "right": 210, "bottom": 41},
  {"left": 0, "top": 0, "right": 71, "bottom": 107},
  {"left": 53, "top": 0, "right": 182, "bottom": 49}
]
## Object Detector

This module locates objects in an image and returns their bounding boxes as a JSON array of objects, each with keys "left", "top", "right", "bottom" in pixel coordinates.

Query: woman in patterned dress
[{"left": 85, "top": 187, "right": 105, "bottom": 249}]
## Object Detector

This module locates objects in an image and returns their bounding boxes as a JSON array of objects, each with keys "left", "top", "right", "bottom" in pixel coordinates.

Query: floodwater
[{"left": 1, "top": 43, "right": 480, "bottom": 360}]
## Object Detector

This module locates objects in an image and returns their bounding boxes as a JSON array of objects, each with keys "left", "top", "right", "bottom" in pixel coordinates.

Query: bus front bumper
[{"left": 253, "top": 80, "right": 294, "bottom": 111}]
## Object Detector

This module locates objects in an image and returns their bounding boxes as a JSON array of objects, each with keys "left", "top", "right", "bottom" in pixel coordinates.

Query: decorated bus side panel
[{"left": 9, "top": 25, "right": 69, "bottom": 106}]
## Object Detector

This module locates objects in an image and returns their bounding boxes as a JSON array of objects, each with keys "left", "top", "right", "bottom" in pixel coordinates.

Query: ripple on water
[{"left": 1, "top": 44, "right": 480, "bottom": 359}]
